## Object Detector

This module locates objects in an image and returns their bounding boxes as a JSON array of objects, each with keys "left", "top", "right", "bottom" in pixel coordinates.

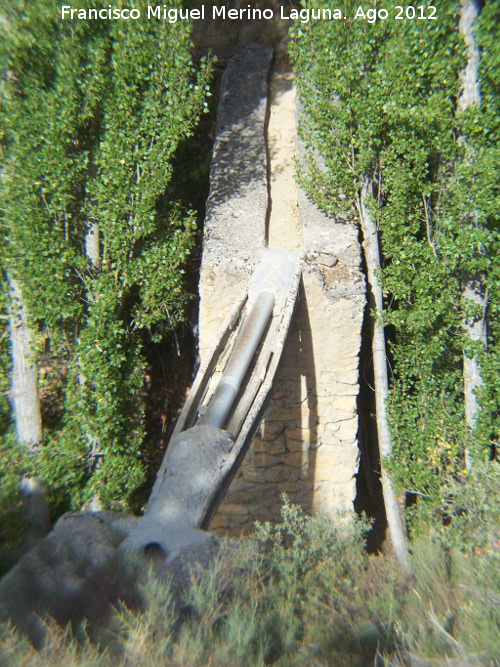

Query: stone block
[
  {"left": 241, "top": 467, "right": 267, "bottom": 483},
  {"left": 263, "top": 466, "right": 290, "bottom": 483},
  {"left": 209, "top": 514, "right": 230, "bottom": 531},
  {"left": 285, "top": 437, "right": 311, "bottom": 453},
  {"left": 219, "top": 503, "right": 253, "bottom": 516},
  {"left": 265, "top": 406, "right": 306, "bottom": 421},
  {"left": 315, "top": 443, "right": 358, "bottom": 469},
  {"left": 320, "top": 422, "right": 342, "bottom": 441},
  {"left": 314, "top": 458, "right": 359, "bottom": 486},
  {"left": 253, "top": 433, "right": 287, "bottom": 454},
  {"left": 285, "top": 424, "right": 316, "bottom": 440},
  {"left": 225, "top": 489, "right": 262, "bottom": 505},
  {"left": 336, "top": 369, "right": 360, "bottom": 386},
  {"left": 333, "top": 395, "right": 357, "bottom": 413},
  {"left": 284, "top": 451, "right": 307, "bottom": 468},
  {"left": 336, "top": 416, "right": 359, "bottom": 441},
  {"left": 261, "top": 420, "right": 286, "bottom": 436},
  {"left": 313, "top": 479, "right": 358, "bottom": 513},
  {"left": 251, "top": 451, "right": 276, "bottom": 468},
  {"left": 320, "top": 417, "right": 358, "bottom": 443}
]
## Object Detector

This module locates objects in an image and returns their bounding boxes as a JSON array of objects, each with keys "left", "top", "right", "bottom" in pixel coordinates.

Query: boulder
[{"left": 0, "top": 511, "right": 223, "bottom": 647}]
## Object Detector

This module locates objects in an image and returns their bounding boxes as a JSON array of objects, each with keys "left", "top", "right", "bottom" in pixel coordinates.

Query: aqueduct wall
[{"left": 199, "top": 43, "right": 366, "bottom": 534}]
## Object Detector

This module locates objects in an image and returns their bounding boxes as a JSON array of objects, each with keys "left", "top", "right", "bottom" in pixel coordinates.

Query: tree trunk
[
  {"left": 85, "top": 218, "right": 103, "bottom": 511},
  {"left": 3, "top": 43, "right": 46, "bottom": 534},
  {"left": 458, "top": 0, "right": 485, "bottom": 470},
  {"left": 357, "top": 178, "right": 413, "bottom": 576},
  {"left": 85, "top": 220, "right": 101, "bottom": 271},
  {"left": 8, "top": 276, "right": 42, "bottom": 446},
  {"left": 7, "top": 275, "right": 48, "bottom": 538},
  {"left": 457, "top": 0, "right": 481, "bottom": 113}
]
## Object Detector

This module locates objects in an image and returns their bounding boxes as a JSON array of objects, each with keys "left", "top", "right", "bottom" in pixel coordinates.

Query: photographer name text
[{"left": 61, "top": 5, "right": 438, "bottom": 24}]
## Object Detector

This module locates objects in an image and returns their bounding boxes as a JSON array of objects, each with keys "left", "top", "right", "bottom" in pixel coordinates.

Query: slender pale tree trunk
[
  {"left": 2, "top": 17, "right": 47, "bottom": 536},
  {"left": 458, "top": 0, "right": 481, "bottom": 112},
  {"left": 85, "top": 218, "right": 103, "bottom": 511},
  {"left": 458, "top": 0, "right": 485, "bottom": 470},
  {"left": 7, "top": 276, "right": 48, "bottom": 538},
  {"left": 85, "top": 219, "right": 101, "bottom": 272},
  {"left": 8, "top": 277, "right": 42, "bottom": 445},
  {"left": 357, "top": 178, "right": 413, "bottom": 576}
]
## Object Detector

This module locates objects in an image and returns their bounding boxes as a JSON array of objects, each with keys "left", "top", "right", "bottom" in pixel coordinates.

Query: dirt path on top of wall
[{"left": 267, "top": 63, "right": 302, "bottom": 251}]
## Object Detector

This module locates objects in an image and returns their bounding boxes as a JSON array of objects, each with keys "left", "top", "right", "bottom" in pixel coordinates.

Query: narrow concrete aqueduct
[{"left": 198, "top": 43, "right": 366, "bottom": 534}]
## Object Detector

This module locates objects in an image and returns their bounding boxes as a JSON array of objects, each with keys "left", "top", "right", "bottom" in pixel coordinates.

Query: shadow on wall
[
  {"left": 190, "top": 0, "right": 291, "bottom": 62},
  {"left": 248, "top": 277, "right": 319, "bottom": 524},
  {"left": 354, "top": 276, "right": 388, "bottom": 553}
]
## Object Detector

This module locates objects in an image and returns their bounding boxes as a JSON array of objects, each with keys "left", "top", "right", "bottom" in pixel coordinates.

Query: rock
[
  {"left": 318, "top": 254, "right": 338, "bottom": 267},
  {"left": 0, "top": 510, "right": 226, "bottom": 648},
  {"left": 0, "top": 512, "right": 139, "bottom": 648},
  {"left": 158, "top": 535, "right": 223, "bottom": 601}
]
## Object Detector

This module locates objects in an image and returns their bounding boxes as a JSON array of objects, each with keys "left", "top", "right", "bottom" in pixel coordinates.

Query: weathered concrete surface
[
  {"left": 202, "top": 54, "right": 366, "bottom": 534},
  {"left": 119, "top": 426, "right": 234, "bottom": 565},
  {"left": 146, "top": 426, "right": 234, "bottom": 528},
  {"left": 267, "top": 70, "right": 302, "bottom": 251},
  {"left": 146, "top": 425, "right": 235, "bottom": 528},
  {"left": 199, "top": 43, "right": 273, "bottom": 355},
  {"left": 0, "top": 512, "right": 138, "bottom": 647},
  {"left": 0, "top": 510, "right": 224, "bottom": 646}
]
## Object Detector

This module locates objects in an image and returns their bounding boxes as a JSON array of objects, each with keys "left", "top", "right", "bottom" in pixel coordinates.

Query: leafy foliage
[
  {"left": 0, "top": 0, "right": 212, "bottom": 508},
  {"left": 289, "top": 0, "right": 500, "bottom": 502}
]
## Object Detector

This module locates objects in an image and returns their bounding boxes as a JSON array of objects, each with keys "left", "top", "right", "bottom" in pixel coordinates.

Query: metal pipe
[{"left": 199, "top": 291, "right": 275, "bottom": 428}]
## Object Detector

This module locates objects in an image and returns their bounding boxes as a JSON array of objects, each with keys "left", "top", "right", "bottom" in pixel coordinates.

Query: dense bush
[
  {"left": 0, "top": 0, "right": 211, "bottom": 509},
  {"left": 1, "top": 488, "right": 499, "bottom": 665},
  {"left": 289, "top": 0, "right": 500, "bottom": 505}
]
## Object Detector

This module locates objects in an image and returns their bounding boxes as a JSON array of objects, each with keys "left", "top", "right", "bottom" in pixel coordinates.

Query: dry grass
[{"left": 1, "top": 470, "right": 500, "bottom": 666}]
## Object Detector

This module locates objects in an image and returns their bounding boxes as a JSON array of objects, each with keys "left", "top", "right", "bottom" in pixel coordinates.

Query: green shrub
[
  {"left": 1, "top": 495, "right": 500, "bottom": 664},
  {"left": 289, "top": 0, "right": 500, "bottom": 507},
  {"left": 0, "top": 1, "right": 212, "bottom": 509}
]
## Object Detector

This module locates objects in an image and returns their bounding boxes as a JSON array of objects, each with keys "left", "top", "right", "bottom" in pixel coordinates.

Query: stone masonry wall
[{"left": 199, "top": 44, "right": 366, "bottom": 534}]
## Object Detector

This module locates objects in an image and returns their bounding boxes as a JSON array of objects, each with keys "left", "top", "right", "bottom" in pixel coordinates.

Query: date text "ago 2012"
[{"left": 353, "top": 6, "right": 437, "bottom": 22}]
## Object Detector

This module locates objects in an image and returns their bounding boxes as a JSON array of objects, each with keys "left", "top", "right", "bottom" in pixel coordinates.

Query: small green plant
[{"left": 1, "top": 495, "right": 500, "bottom": 665}]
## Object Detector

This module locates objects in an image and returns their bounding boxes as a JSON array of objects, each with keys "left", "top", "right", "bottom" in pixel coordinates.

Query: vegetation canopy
[
  {"left": 290, "top": 0, "right": 500, "bottom": 508},
  {"left": 0, "top": 0, "right": 212, "bottom": 510}
]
